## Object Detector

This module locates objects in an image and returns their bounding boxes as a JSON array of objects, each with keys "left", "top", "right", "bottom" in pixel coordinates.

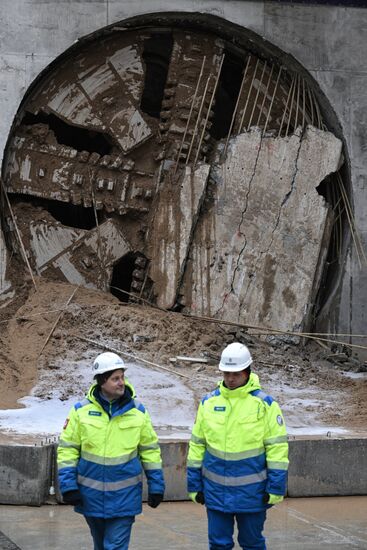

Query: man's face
[
  {"left": 100, "top": 369, "right": 125, "bottom": 401},
  {"left": 223, "top": 369, "right": 250, "bottom": 390}
]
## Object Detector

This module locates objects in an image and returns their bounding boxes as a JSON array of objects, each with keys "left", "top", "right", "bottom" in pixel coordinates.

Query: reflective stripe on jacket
[
  {"left": 57, "top": 381, "right": 165, "bottom": 518},
  {"left": 187, "top": 373, "right": 288, "bottom": 513}
]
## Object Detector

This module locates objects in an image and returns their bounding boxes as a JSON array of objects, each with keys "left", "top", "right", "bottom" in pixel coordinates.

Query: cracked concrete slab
[
  {"left": 148, "top": 164, "right": 210, "bottom": 309},
  {"left": 182, "top": 125, "right": 343, "bottom": 332}
]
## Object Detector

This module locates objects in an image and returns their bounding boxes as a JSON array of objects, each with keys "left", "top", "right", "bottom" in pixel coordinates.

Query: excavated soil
[{"left": 0, "top": 279, "right": 367, "bottom": 434}]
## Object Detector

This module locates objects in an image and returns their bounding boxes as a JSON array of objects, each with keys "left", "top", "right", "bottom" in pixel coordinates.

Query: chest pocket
[
  {"left": 117, "top": 416, "right": 143, "bottom": 449},
  {"left": 80, "top": 415, "right": 106, "bottom": 450},
  {"left": 203, "top": 408, "right": 227, "bottom": 447},
  {"left": 237, "top": 406, "right": 265, "bottom": 444}
]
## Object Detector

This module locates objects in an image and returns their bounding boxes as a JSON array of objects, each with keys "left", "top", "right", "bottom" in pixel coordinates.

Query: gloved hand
[
  {"left": 263, "top": 493, "right": 284, "bottom": 505},
  {"left": 147, "top": 493, "right": 164, "bottom": 508},
  {"left": 62, "top": 489, "right": 82, "bottom": 506},
  {"left": 189, "top": 491, "right": 205, "bottom": 505}
]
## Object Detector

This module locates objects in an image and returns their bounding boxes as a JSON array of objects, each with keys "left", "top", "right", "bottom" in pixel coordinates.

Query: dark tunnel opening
[
  {"left": 110, "top": 252, "right": 139, "bottom": 302},
  {"left": 10, "top": 194, "right": 101, "bottom": 230},
  {"left": 140, "top": 33, "right": 173, "bottom": 118},
  {"left": 210, "top": 51, "right": 245, "bottom": 140},
  {"left": 314, "top": 169, "right": 349, "bottom": 317},
  {"left": 21, "top": 111, "right": 114, "bottom": 155}
]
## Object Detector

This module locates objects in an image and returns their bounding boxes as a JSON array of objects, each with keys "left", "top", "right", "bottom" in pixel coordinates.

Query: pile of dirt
[{"left": 0, "top": 278, "right": 366, "bottom": 433}]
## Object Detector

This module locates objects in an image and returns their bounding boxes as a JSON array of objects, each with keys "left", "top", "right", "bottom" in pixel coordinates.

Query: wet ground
[{"left": 0, "top": 497, "right": 366, "bottom": 549}]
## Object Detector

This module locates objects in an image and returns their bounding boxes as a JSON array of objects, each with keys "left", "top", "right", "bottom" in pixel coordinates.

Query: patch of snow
[
  {"left": 0, "top": 359, "right": 196, "bottom": 438},
  {"left": 0, "top": 354, "right": 357, "bottom": 439},
  {"left": 340, "top": 371, "right": 367, "bottom": 379}
]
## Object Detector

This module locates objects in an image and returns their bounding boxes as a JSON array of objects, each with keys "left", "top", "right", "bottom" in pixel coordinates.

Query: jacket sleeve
[
  {"left": 57, "top": 406, "right": 81, "bottom": 494},
  {"left": 187, "top": 401, "right": 206, "bottom": 493},
  {"left": 138, "top": 410, "right": 165, "bottom": 495},
  {"left": 264, "top": 400, "right": 289, "bottom": 496}
]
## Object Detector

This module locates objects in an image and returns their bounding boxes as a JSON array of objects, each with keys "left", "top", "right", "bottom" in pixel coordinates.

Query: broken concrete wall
[
  {"left": 0, "top": 3, "right": 366, "bottom": 348},
  {"left": 182, "top": 126, "right": 342, "bottom": 332}
]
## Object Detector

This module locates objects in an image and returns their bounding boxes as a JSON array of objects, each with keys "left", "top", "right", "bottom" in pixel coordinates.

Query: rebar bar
[
  {"left": 263, "top": 66, "right": 283, "bottom": 135},
  {"left": 278, "top": 75, "right": 295, "bottom": 137},
  {"left": 194, "top": 53, "right": 225, "bottom": 167},
  {"left": 174, "top": 55, "right": 206, "bottom": 174},
  {"left": 186, "top": 73, "right": 212, "bottom": 165},
  {"left": 247, "top": 61, "right": 267, "bottom": 131},
  {"left": 239, "top": 58, "right": 260, "bottom": 133},
  {"left": 286, "top": 73, "right": 297, "bottom": 136},
  {"left": 256, "top": 64, "right": 273, "bottom": 128},
  {"left": 223, "top": 54, "right": 251, "bottom": 157}
]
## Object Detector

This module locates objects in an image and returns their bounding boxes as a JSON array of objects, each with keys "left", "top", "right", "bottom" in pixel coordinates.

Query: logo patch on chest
[
  {"left": 214, "top": 406, "right": 226, "bottom": 412},
  {"left": 89, "top": 411, "right": 102, "bottom": 416}
]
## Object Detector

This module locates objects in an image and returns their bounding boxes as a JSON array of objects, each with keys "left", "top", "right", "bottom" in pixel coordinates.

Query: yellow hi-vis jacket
[
  {"left": 187, "top": 373, "right": 288, "bottom": 513},
  {"left": 57, "top": 381, "right": 165, "bottom": 518}
]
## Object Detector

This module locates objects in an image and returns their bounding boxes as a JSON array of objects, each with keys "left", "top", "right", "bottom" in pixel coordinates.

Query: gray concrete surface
[
  {"left": 288, "top": 437, "right": 367, "bottom": 497},
  {"left": 0, "top": 444, "right": 53, "bottom": 506},
  {"left": 0, "top": 497, "right": 367, "bottom": 549},
  {"left": 1, "top": 437, "right": 367, "bottom": 506}
]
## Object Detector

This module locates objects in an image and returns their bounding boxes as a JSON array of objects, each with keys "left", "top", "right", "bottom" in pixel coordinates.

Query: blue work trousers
[
  {"left": 207, "top": 508, "right": 267, "bottom": 550},
  {"left": 85, "top": 515, "right": 135, "bottom": 550}
]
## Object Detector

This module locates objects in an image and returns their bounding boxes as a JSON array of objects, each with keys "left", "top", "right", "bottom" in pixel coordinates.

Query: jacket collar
[{"left": 219, "top": 372, "right": 261, "bottom": 399}]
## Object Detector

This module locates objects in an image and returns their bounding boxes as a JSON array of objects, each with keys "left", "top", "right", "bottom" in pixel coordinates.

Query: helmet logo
[{"left": 93, "top": 362, "right": 99, "bottom": 370}]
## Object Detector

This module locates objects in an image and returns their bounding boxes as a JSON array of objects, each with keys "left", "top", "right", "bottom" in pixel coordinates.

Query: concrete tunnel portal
[{"left": 0, "top": 13, "right": 349, "bottom": 336}]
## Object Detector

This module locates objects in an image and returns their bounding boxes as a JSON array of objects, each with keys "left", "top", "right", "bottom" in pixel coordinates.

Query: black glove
[
  {"left": 195, "top": 491, "right": 205, "bottom": 505},
  {"left": 62, "top": 489, "right": 82, "bottom": 506},
  {"left": 147, "top": 493, "right": 164, "bottom": 508}
]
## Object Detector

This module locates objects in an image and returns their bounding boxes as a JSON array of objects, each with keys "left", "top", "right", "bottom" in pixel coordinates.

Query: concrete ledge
[
  {"left": 0, "top": 444, "right": 54, "bottom": 506},
  {"left": 287, "top": 437, "right": 367, "bottom": 496},
  {"left": 1, "top": 437, "right": 367, "bottom": 505}
]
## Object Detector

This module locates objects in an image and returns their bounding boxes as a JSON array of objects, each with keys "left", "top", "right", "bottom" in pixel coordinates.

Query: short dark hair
[{"left": 95, "top": 368, "right": 123, "bottom": 386}]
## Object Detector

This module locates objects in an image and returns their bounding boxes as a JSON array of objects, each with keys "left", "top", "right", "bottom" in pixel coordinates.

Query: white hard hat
[
  {"left": 92, "top": 352, "right": 125, "bottom": 377},
  {"left": 219, "top": 342, "right": 253, "bottom": 372}
]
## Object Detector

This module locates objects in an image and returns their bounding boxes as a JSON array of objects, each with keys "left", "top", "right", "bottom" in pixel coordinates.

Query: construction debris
[{"left": 0, "top": 280, "right": 366, "bottom": 436}]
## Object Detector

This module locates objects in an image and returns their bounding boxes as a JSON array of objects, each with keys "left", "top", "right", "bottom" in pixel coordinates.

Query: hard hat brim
[
  {"left": 218, "top": 360, "right": 252, "bottom": 372},
  {"left": 93, "top": 366, "right": 127, "bottom": 378}
]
